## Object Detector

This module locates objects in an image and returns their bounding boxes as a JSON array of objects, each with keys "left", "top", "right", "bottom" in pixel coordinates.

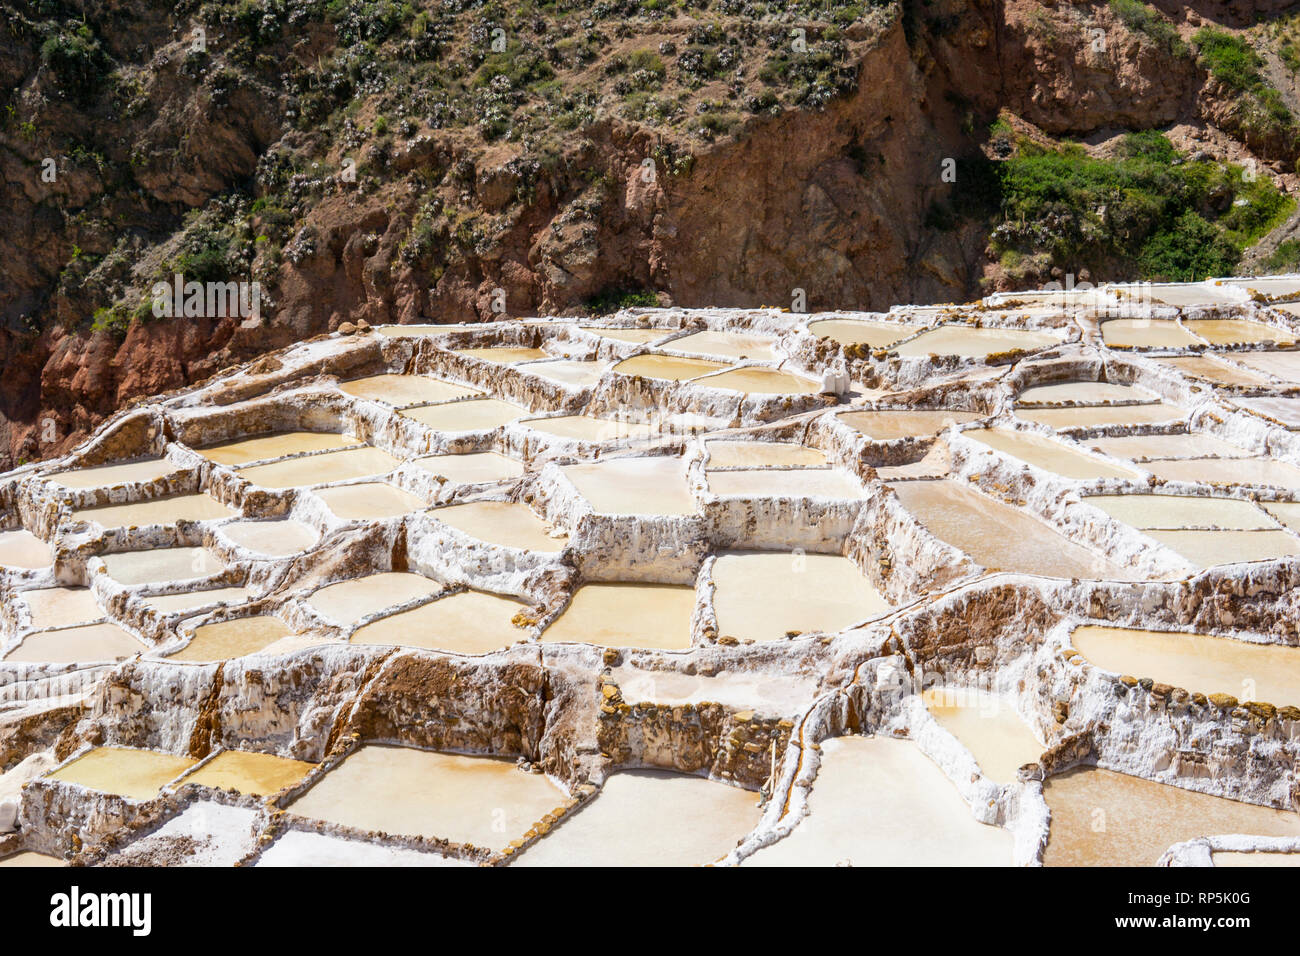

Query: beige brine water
[
  {"left": 351, "top": 590, "right": 529, "bottom": 654},
  {"left": 561, "top": 457, "right": 697, "bottom": 515},
  {"left": 197, "top": 431, "right": 357, "bottom": 466},
  {"left": 19, "top": 587, "right": 101, "bottom": 628},
  {"left": 400, "top": 398, "right": 527, "bottom": 431},
  {"left": 237, "top": 446, "right": 400, "bottom": 489},
  {"left": 704, "top": 440, "right": 826, "bottom": 468},
  {"left": 0, "top": 530, "right": 51, "bottom": 569},
  {"left": 307, "top": 572, "right": 442, "bottom": 625},
  {"left": 964, "top": 428, "right": 1138, "bottom": 480},
  {"left": 46, "top": 458, "right": 180, "bottom": 488},
  {"left": 100, "top": 547, "right": 225, "bottom": 585},
  {"left": 167, "top": 616, "right": 296, "bottom": 663},
  {"left": 414, "top": 451, "right": 523, "bottom": 484},
  {"left": 429, "top": 501, "right": 564, "bottom": 551},
  {"left": 611, "top": 354, "right": 730, "bottom": 381},
  {"left": 4, "top": 622, "right": 144, "bottom": 663},
  {"left": 339, "top": 374, "right": 480, "bottom": 406},
  {"left": 222, "top": 519, "right": 320, "bottom": 556},
  {"left": 178, "top": 750, "right": 315, "bottom": 796},
  {"left": 73, "top": 493, "right": 234, "bottom": 528},
  {"left": 921, "top": 687, "right": 1044, "bottom": 782},
  {"left": 542, "top": 584, "right": 696, "bottom": 649},
  {"left": 47, "top": 747, "right": 198, "bottom": 801},
  {"left": 839, "top": 409, "right": 982, "bottom": 440},
  {"left": 315, "top": 482, "right": 427, "bottom": 520}
]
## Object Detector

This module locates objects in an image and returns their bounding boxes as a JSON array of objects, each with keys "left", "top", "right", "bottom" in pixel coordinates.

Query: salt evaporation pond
[
  {"left": 315, "top": 482, "right": 427, "bottom": 520},
  {"left": 670, "top": 330, "right": 775, "bottom": 360},
  {"left": 255, "top": 830, "right": 468, "bottom": 867},
  {"left": 1084, "top": 494, "right": 1273, "bottom": 529},
  {"left": 1149, "top": 284, "right": 1240, "bottom": 307},
  {"left": 1087, "top": 432, "right": 1252, "bottom": 460},
  {"left": 706, "top": 468, "right": 862, "bottom": 498},
  {"left": 0, "top": 530, "right": 51, "bottom": 569},
  {"left": 839, "top": 408, "right": 982, "bottom": 440},
  {"left": 1016, "top": 402, "right": 1186, "bottom": 428},
  {"left": 561, "top": 457, "right": 697, "bottom": 515},
  {"left": 891, "top": 325, "right": 1061, "bottom": 358},
  {"left": 100, "top": 547, "right": 225, "bottom": 585},
  {"left": 46, "top": 457, "right": 180, "bottom": 488},
  {"left": 1155, "top": 356, "right": 1274, "bottom": 387},
  {"left": 307, "top": 572, "right": 442, "bottom": 625},
  {"left": 542, "top": 584, "right": 696, "bottom": 649},
  {"left": 921, "top": 687, "right": 1044, "bottom": 782},
  {"left": 196, "top": 431, "right": 358, "bottom": 466},
  {"left": 519, "top": 359, "right": 610, "bottom": 387},
  {"left": 3, "top": 622, "right": 145, "bottom": 663},
  {"left": 704, "top": 440, "right": 826, "bottom": 468},
  {"left": 0, "top": 853, "right": 63, "bottom": 867},
  {"left": 806, "top": 318, "right": 920, "bottom": 348},
  {"left": 711, "top": 551, "right": 889, "bottom": 642},
  {"left": 614, "top": 667, "right": 818, "bottom": 713},
  {"left": 167, "top": 616, "right": 296, "bottom": 663},
  {"left": 351, "top": 590, "right": 528, "bottom": 654},
  {"left": 964, "top": 427, "right": 1139, "bottom": 480},
  {"left": 890, "top": 479, "right": 1129, "bottom": 579},
  {"left": 142, "top": 587, "right": 250, "bottom": 614},
  {"left": 237, "top": 446, "right": 400, "bottom": 489},
  {"left": 745, "top": 736, "right": 1014, "bottom": 866},
  {"left": 1072, "top": 625, "right": 1300, "bottom": 706},
  {"left": 400, "top": 398, "right": 527, "bottom": 431},
  {"left": 1015, "top": 381, "right": 1154, "bottom": 405},
  {"left": 455, "top": 346, "right": 550, "bottom": 364},
  {"left": 429, "top": 501, "right": 564, "bottom": 551},
  {"left": 1233, "top": 351, "right": 1300, "bottom": 383},
  {"left": 512, "top": 770, "right": 761, "bottom": 866},
  {"left": 177, "top": 750, "right": 315, "bottom": 796},
  {"left": 1214, "top": 852, "right": 1300, "bottom": 867},
  {"left": 579, "top": 327, "right": 673, "bottom": 344},
  {"left": 698, "top": 367, "right": 822, "bottom": 394},
  {"left": 1233, "top": 396, "right": 1300, "bottom": 427},
  {"left": 286, "top": 745, "right": 567, "bottom": 852},
  {"left": 19, "top": 587, "right": 101, "bottom": 628},
  {"left": 72, "top": 492, "right": 234, "bottom": 528},
  {"left": 339, "top": 374, "right": 480, "bottom": 406},
  {"left": 222, "top": 519, "right": 320, "bottom": 556},
  {"left": 611, "top": 354, "right": 730, "bottom": 381},
  {"left": 1183, "top": 319, "right": 1294, "bottom": 346},
  {"left": 1147, "top": 530, "right": 1300, "bottom": 568},
  {"left": 1042, "top": 767, "right": 1300, "bottom": 866},
  {"left": 521, "top": 414, "right": 655, "bottom": 442},
  {"left": 414, "top": 451, "right": 523, "bottom": 483},
  {"left": 47, "top": 747, "right": 198, "bottom": 801},
  {"left": 1145, "top": 457, "right": 1300, "bottom": 490},
  {"left": 1100, "top": 319, "right": 1200, "bottom": 348}
]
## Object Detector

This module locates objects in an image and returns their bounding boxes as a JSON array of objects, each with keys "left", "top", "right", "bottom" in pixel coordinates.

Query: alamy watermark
[{"left": 150, "top": 274, "right": 262, "bottom": 327}]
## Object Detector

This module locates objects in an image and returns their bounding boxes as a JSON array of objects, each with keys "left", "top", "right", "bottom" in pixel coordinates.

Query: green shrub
[
  {"left": 1193, "top": 27, "right": 1264, "bottom": 92},
  {"left": 40, "top": 24, "right": 110, "bottom": 105},
  {"left": 1263, "top": 238, "right": 1300, "bottom": 273}
]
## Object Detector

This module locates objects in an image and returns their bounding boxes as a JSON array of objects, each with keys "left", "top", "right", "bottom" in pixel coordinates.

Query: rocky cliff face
[{"left": 1, "top": 0, "right": 1298, "bottom": 466}]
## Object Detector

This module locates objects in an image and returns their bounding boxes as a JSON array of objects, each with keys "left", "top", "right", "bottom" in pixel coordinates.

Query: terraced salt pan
[
  {"left": 286, "top": 745, "right": 567, "bottom": 852},
  {"left": 707, "top": 468, "right": 862, "bottom": 499},
  {"left": 892, "top": 325, "right": 1061, "bottom": 358},
  {"left": 429, "top": 501, "right": 564, "bottom": 551},
  {"left": 1087, "top": 432, "right": 1252, "bottom": 460},
  {"left": 519, "top": 359, "right": 610, "bottom": 387},
  {"left": 512, "top": 770, "right": 761, "bottom": 866},
  {"left": 1184, "top": 319, "right": 1295, "bottom": 346},
  {"left": 611, "top": 354, "right": 730, "bottom": 381},
  {"left": 255, "top": 830, "right": 468, "bottom": 867},
  {"left": 1083, "top": 494, "right": 1273, "bottom": 529},
  {"left": 72, "top": 492, "right": 235, "bottom": 528},
  {"left": 1016, "top": 402, "right": 1186, "bottom": 428},
  {"left": 542, "top": 584, "right": 696, "bottom": 649},
  {"left": 1015, "top": 381, "right": 1154, "bottom": 405},
  {"left": 561, "top": 457, "right": 697, "bottom": 515},
  {"left": 1234, "top": 396, "right": 1300, "bottom": 427},
  {"left": 1145, "top": 457, "right": 1300, "bottom": 490},
  {"left": 1154, "top": 356, "right": 1274, "bottom": 387},
  {"left": 19, "top": 587, "right": 102, "bottom": 628},
  {"left": 1264, "top": 501, "right": 1300, "bottom": 535},
  {"left": 414, "top": 451, "right": 524, "bottom": 484},
  {"left": 100, "top": 547, "right": 226, "bottom": 585},
  {"left": 1042, "top": 767, "right": 1300, "bottom": 866},
  {"left": 615, "top": 668, "right": 819, "bottom": 713},
  {"left": 670, "top": 330, "right": 775, "bottom": 360},
  {"left": 889, "top": 479, "right": 1129, "bottom": 579},
  {"left": 177, "top": 750, "right": 315, "bottom": 796},
  {"left": 1149, "top": 284, "right": 1240, "bottom": 307},
  {"left": 711, "top": 552, "right": 890, "bottom": 643},
  {"left": 964, "top": 428, "right": 1139, "bottom": 480},
  {"left": 839, "top": 409, "right": 982, "bottom": 440},
  {"left": 400, "top": 398, "right": 527, "bottom": 431},
  {"left": 454, "top": 346, "right": 549, "bottom": 364},
  {"left": 46, "top": 458, "right": 180, "bottom": 488},
  {"left": 0, "top": 852, "right": 63, "bottom": 867},
  {"left": 167, "top": 616, "right": 296, "bottom": 663},
  {"left": 1232, "top": 351, "right": 1300, "bottom": 384},
  {"left": 47, "top": 747, "right": 198, "bottom": 801},
  {"left": 1072, "top": 625, "right": 1300, "bottom": 707},
  {"left": 1100, "top": 319, "right": 1200, "bottom": 348},
  {"left": 307, "top": 572, "right": 442, "bottom": 625},
  {"left": 339, "top": 374, "right": 480, "bottom": 406},
  {"left": 196, "top": 431, "right": 358, "bottom": 466},
  {"left": 745, "top": 736, "right": 1014, "bottom": 866},
  {"left": 1214, "top": 851, "right": 1300, "bottom": 867},
  {"left": 0, "top": 530, "right": 51, "bottom": 569},
  {"left": 579, "top": 327, "right": 673, "bottom": 345},
  {"left": 142, "top": 587, "right": 250, "bottom": 614},
  {"left": 1145, "top": 530, "right": 1300, "bottom": 569},
  {"left": 698, "top": 367, "right": 822, "bottom": 394},
  {"left": 922, "top": 687, "right": 1044, "bottom": 782},
  {"left": 806, "top": 318, "right": 920, "bottom": 348},
  {"left": 351, "top": 590, "right": 529, "bottom": 653},
  {"left": 704, "top": 440, "right": 826, "bottom": 468},
  {"left": 3, "top": 622, "right": 145, "bottom": 663},
  {"left": 237, "top": 446, "right": 401, "bottom": 489},
  {"left": 315, "top": 482, "right": 427, "bottom": 520},
  {"left": 521, "top": 415, "right": 655, "bottom": 442},
  {"left": 222, "top": 519, "right": 320, "bottom": 556}
]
